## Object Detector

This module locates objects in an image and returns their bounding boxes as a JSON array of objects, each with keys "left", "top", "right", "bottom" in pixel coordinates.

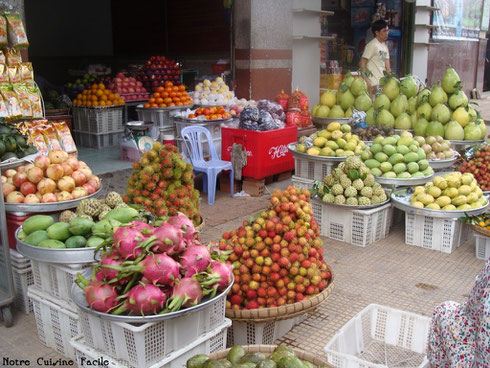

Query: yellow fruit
[
  {"left": 458, "top": 185, "right": 471, "bottom": 196},
  {"left": 412, "top": 201, "right": 424, "bottom": 208},
  {"left": 435, "top": 196, "right": 451, "bottom": 207},
  {"left": 413, "top": 186, "right": 425, "bottom": 195},
  {"left": 451, "top": 195, "right": 467, "bottom": 206},
  {"left": 443, "top": 187, "right": 459, "bottom": 198},
  {"left": 327, "top": 122, "right": 341, "bottom": 132},
  {"left": 426, "top": 203, "right": 441, "bottom": 210},
  {"left": 427, "top": 186, "right": 442, "bottom": 198}
]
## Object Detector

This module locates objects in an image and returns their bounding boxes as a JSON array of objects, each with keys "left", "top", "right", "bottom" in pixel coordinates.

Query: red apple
[{"left": 61, "top": 163, "right": 73, "bottom": 176}]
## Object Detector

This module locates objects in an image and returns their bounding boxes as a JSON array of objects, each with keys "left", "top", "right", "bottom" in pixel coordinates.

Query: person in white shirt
[{"left": 359, "top": 20, "right": 391, "bottom": 94}]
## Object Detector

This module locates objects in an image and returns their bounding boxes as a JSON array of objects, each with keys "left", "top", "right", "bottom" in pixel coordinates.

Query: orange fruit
[
  {"left": 98, "top": 83, "right": 105, "bottom": 90},
  {"left": 153, "top": 92, "right": 161, "bottom": 99},
  {"left": 91, "top": 84, "right": 98, "bottom": 90}
]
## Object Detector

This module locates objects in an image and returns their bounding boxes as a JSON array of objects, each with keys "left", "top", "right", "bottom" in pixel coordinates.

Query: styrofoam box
[
  {"left": 31, "top": 260, "right": 93, "bottom": 308},
  {"left": 176, "top": 136, "right": 222, "bottom": 160},
  {"left": 174, "top": 117, "right": 238, "bottom": 139},
  {"left": 324, "top": 304, "right": 431, "bottom": 368},
  {"left": 474, "top": 232, "right": 490, "bottom": 260},
  {"left": 28, "top": 286, "right": 80, "bottom": 359},
  {"left": 291, "top": 175, "right": 314, "bottom": 190},
  {"left": 73, "top": 107, "right": 123, "bottom": 133},
  {"left": 312, "top": 201, "right": 393, "bottom": 247},
  {"left": 78, "top": 294, "right": 226, "bottom": 367},
  {"left": 226, "top": 313, "right": 307, "bottom": 347},
  {"left": 71, "top": 319, "right": 231, "bottom": 368},
  {"left": 294, "top": 155, "right": 335, "bottom": 181},
  {"left": 405, "top": 213, "right": 462, "bottom": 253},
  {"left": 12, "top": 265, "right": 34, "bottom": 314}
]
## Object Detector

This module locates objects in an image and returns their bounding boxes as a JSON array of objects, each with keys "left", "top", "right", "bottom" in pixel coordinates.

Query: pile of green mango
[
  {"left": 187, "top": 344, "right": 328, "bottom": 368},
  {"left": 17, "top": 214, "right": 121, "bottom": 249}
]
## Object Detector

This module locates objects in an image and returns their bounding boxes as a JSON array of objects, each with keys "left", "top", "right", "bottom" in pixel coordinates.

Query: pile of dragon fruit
[{"left": 75, "top": 213, "right": 233, "bottom": 316}]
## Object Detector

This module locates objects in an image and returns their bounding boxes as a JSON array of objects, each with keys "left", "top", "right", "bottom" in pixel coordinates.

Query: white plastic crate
[
  {"left": 405, "top": 213, "right": 462, "bottom": 253},
  {"left": 159, "top": 125, "right": 176, "bottom": 141},
  {"left": 226, "top": 314, "right": 307, "bottom": 347},
  {"left": 12, "top": 265, "right": 34, "bottom": 314},
  {"left": 30, "top": 260, "right": 92, "bottom": 308},
  {"left": 28, "top": 286, "right": 81, "bottom": 359},
  {"left": 474, "top": 232, "right": 490, "bottom": 260},
  {"left": 291, "top": 175, "right": 314, "bottom": 190},
  {"left": 9, "top": 248, "right": 31, "bottom": 269},
  {"left": 136, "top": 107, "right": 176, "bottom": 127},
  {"left": 78, "top": 294, "right": 226, "bottom": 367},
  {"left": 312, "top": 201, "right": 393, "bottom": 247},
  {"left": 73, "top": 130, "right": 123, "bottom": 149},
  {"left": 324, "top": 304, "right": 431, "bottom": 368},
  {"left": 71, "top": 319, "right": 231, "bottom": 368},
  {"left": 73, "top": 107, "right": 123, "bottom": 133},
  {"left": 174, "top": 117, "right": 238, "bottom": 140},
  {"left": 176, "top": 136, "right": 222, "bottom": 160},
  {"left": 294, "top": 155, "right": 335, "bottom": 181}
]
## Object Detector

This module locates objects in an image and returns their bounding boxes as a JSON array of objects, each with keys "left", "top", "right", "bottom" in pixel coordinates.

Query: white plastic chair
[{"left": 180, "top": 125, "right": 233, "bottom": 205}]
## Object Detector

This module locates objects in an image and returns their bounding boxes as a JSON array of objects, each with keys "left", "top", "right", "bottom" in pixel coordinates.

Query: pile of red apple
[
  {"left": 136, "top": 55, "right": 182, "bottom": 93},
  {"left": 460, "top": 145, "right": 490, "bottom": 191},
  {"left": 108, "top": 73, "right": 149, "bottom": 102},
  {"left": 1, "top": 150, "right": 101, "bottom": 204}
]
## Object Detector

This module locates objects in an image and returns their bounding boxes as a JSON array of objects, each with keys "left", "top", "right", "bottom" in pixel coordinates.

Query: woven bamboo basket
[
  {"left": 225, "top": 269, "right": 335, "bottom": 323},
  {"left": 470, "top": 224, "right": 490, "bottom": 237},
  {"left": 195, "top": 216, "right": 205, "bottom": 233},
  {"left": 209, "top": 345, "right": 334, "bottom": 367}
]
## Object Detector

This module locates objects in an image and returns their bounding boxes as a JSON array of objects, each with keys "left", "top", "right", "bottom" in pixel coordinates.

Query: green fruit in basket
[
  {"left": 371, "top": 168, "right": 382, "bottom": 177},
  {"left": 65, "top": 235, "right": 87, "bottom": 248},
  {"left": 17, "top": 229, "right": 26, "bottom": 240},
  {"left": 46, "top": 222, "right": 72, "bottom": 241},
  {"left": 277, "top": 356, "right": 304, "bottom": 368},
  {"left": 38, "top": 239, "right": 66, "bottom": 248},
  {"left": 102, "top": 207, "right": 139, "bottom": 223},
  {"left": 393, "top": 163, "right": 407, "bottom": 174},
  {"left": 411, "top": 172, "right": 425, "bottom": 178},
  {"left": 257, "top": 359, "right": 278, "bottom": 368},
  {"left": 388, "top": 153, "right": 404, "bottom": 166},
  {"left": 216, "top": 359, "right": 233, "bottom": 368},
  {"left": 239, "top": 353, "right": 267, "bottom": 365},
  {"left": 382, "top": 171, "right": 397, "bottom": 178},
  {"left": 426, "top": 203, "right": 441, "bottom": 210},
  {"left": 451, "top": 195, "right": 467, "bottom": 206},
  {"left": 397, "top": 172, "right": 411, "bottom": 178},
  {"left": 380, "top": 162, "right": 392, "bottom": 173},
  {"left": 435, "top": 196, "right": 451, "bottom": 207},
  {"left": 396, "top": 145, "right": 409, "bottom": 155},
  {"left": 86, "top": 236, "right": 106, "bottom": 248},
  {"left": 24, "top": 230, "right": 49, "bottom": 246},
  {"left": 227, "top": 347, "right": 246, "bottom": 364},
  {"left": 22, "top": 215, "right": 54, "bottom": 235},
  {"left": 374, "top": 152, "right": 388, "bottom": 163},
  {"left": 187, "top": 354, "right": 210, "bottom": 368},
  {"left": 457, "top": 204, "right": 472, "bottom": 210},
  {"left": 270, "top": 351, "right": 295, "bottom": 364},
  {"left": 370, "top": 143, "right": 383, "bottom": 154},
  {"left": 202, "top": 361, "right": 225, "bottom": 368},
  {"left": 407, "top": 162, "right": 419, "bottom": 174},
  {"left": 442, "top": 204, "right": 457, "bottom": 210},
  {"left": 69, "top": 217, "right": 95, "bottom": 236}
]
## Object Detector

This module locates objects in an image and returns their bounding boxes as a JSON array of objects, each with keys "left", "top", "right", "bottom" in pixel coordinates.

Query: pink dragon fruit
[
  {"left": 165, "top": 277, "right": 204, "bottom": 312},
  {"left": 75, "top": 274, "right": 118, "bottom": 313},
  {"left": 149, "top": 224, "right": 185, "bottom": 255},
  {"left": 97, "top": 252, "right": 123, "bottom": 281},
  {"left": 112, "top": 227, "right": 145, "bottom": 260},
  {"left": 167, "top": 212, "right": 196, "bottom": 242},
  {"left": 179, "top": 243, "right": 211, "bottom": 277},
  {"left": 207, "top": 261, "right": 233, "bottom": 291},
  {"left": 113, "top": 283, "right": 167, "bottom": 315},
  {"left": 128, "top": 221, "right": 153, "bottom": 235}
]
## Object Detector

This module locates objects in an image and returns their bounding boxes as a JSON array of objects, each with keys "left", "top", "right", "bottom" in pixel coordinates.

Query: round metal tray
[
  {"left": 391, "top": 189, "right": 489, "bottom": 218},
  {"left": 313, "top": 197, "right": 390, "bottom": 210},
  {"left": 428, "top": 153, "right": 459, "bottom": 169},
  {"left": 15, "top": 228, "right": 98, "bottom": 264},
  {"left": 136, "top": 104, "right": 193, "bottom": 111},
  {"left": 311, "top": 117, "right": 351, "bottom": 126},
  {"left": 124, "top": 121, "right": 154, "bottom": 131},
  {"left": 0, "top": 153, "right": 41, "bottom": 170},
  {"left": 287, "top": 143, "right": 347, "bottom": 162},
  {"left": 71, "top": 268, "right": 234, "bottom": 322},
  {"left": 374, "top": 173, "right": 434, "bottom": 186},
  {"left": 5, "top": 186, "right": 102, "bottom": 213},
  {"left": 449, "top": 139, "right": 485, "bottom": 146}
]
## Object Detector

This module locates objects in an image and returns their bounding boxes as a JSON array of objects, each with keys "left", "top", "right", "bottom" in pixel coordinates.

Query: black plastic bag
[{"left": 240, "top": 106, "right": 260, "bottom": 122}]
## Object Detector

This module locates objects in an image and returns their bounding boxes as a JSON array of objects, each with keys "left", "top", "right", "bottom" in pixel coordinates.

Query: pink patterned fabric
[{"left": 427, "top": 258, "right": 490, "bottom": 367}]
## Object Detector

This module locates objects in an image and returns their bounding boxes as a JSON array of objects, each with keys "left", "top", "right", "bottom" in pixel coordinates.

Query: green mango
[
  {"left": 38, "top": 239, "right": 66, "bottom": 248},
  {"left": 257, "top": 360, "right": 277, "bottom": 368},
  {"left": 24, "top": 230, "right": 49, "bottom": 246},
  {"left": 65, "top": 235, "right": 87, "bottom": 248},
  {"left": 186, "top": 354, "right": 210, "bottom": 368},
  {"left": 86, "top": 236, "right": 105, "bottom": 248},
  {"left": 22, "top": 215, "right": 54, "bottom": 235},
  {"left": 277, "top": 356, "right": 304, "bottom": 368},
  {"left": 102, "top": 207, "right": 139, "bottom": 223},
  {"left": 69, "top": 217, "right": 94, "bottom": 236},
  {"left": 228, "top": 346, "right": 246, "bottom": 364},
  {"left": 239, "top": 352, "right": 266, "bottom": 365},
  {"left": 46, "top": 222, "right": 72, "bottom": 241}
]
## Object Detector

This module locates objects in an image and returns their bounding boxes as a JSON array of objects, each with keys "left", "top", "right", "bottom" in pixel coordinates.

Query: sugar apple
[
  {"left": 83, "top": 199, "right": 103, "bottom": 217},
  {"left": 345, "top": 156, "right": 362, "bottom": 170},
  {"left": 77, "top": 214, "right": 94, "bottom": 220},
  {"left": 373, "top": 187, "right": 385, "bottom": 196},
  {"left": 322, "top": 193, "right": 335, "bottom": 203},
  {"left": 331, "top": 183, "right": 344, "bottom": 196},
  {"left": 323, "top": 174, "right": 335, "bottom": 187},
  {"left": 346, "top": 197, "right": 358, "bottom": 205},
  {"left": 334, "top": 195, "right": 346, "bottom": 204},
  {"left": 359, "top": 165, "right": 370, "bottom": 177},
  {"left": 358, "top": 196, "right": 371, "bottom": 206},
  {"left": 360, "top": 186, "right": 373, "bottom": 198},
  {"left": 333, "top": 167, "right": 344, "bottom": 178},
  {"left": 344, "top": 186, "right": 357, "bottom": 198},
  {"left": 371, "top": 195, "right": 382, "bottom": 204},
  {"left": 352, "top": 179, "right": 364, "bottom": 191},
  {"left": 59, "top": 210, "right": 76, "bottom": 223},
  {"left": 105, "top": 191, "right": 123, "bottom": 208},
  {"left": 340, "top": 175, "right": 352, "bottom": 189},
  {"left": 378, "top": 192, "right": 388, "bottom": 202},
  {"left": 363, "top": 174, "right": 375, "bottom": 187},
  {"left": 337, "top": 162, "right": 346, "bottom": 172}
]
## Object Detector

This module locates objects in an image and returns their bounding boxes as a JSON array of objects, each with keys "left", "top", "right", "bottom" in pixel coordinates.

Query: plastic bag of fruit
[
  {"left": 240, "top": 105, "right": 260, "bottom": 122},
  {"left": 5, "top": 13, "right": 29, "bottom": 49},
  {"left": 238, "top": 119, "right": 259, "bottom": 131}
]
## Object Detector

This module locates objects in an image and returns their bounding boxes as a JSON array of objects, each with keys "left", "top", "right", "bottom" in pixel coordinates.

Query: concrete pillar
[{"left": 233, "top": 0, "right": 293, "bottom": 101}]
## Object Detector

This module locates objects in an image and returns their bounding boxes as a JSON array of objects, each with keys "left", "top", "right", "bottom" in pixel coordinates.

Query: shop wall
[{"left": 426, "top": 40, "right": 480, "bottom": 94}]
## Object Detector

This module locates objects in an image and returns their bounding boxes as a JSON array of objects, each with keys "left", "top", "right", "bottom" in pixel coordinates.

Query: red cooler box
[{"left": 221, "top": 126, "right": 297, "bottom": 179}]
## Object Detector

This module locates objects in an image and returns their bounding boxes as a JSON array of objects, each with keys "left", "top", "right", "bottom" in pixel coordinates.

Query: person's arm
[
  {"left": 385, "top": 58, "right": 391, "bottom": 75},
  {"left": 359, "top": 57, "right": 373, "bottom": 90}
]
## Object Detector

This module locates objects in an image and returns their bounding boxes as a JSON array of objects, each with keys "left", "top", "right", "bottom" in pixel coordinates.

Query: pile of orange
[
  {"left": 188, "top": 106, "right": 231, "bottom": 120},
  {"left": 72, "top": 83, "right": 125, "bottom": 107},
  {"left": 143, "top": 82, "right": 193, "bottom": 108}
]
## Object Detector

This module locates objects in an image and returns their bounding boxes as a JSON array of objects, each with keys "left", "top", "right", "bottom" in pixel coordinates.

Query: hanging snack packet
[
  {"left": 13, "top": 83, "right": 32, "bottom": 117},
  {"left": 0, "top": 15, "right": 7, "bottom": 47},
  {"left": 0, "top": 64, "right": 8, "bottom": 84},
  {"left": 0, "top": 50, "right": 5, "bottom": 65},
  {"left": 8, "top": 65, "right": 21, "bottom": 83},
  {"left": 5, "top": 49, "right": 22, "bottom": 65},
  {"left": 28, "top": 127, "right": 49, "bottom": 154},
  {"left": 20, "top": 63, "right": 33, "bottom": 81},
  {"left": 53, "top": 122, "right": 77, "bottom": 153},
  {"left": 0, "top": 84, "right": 21, "bottom": 118},
  {"left": 42, "top": 125, "right": 63, "bottom": 151},
  {"left": 5, "top": 13, "right": 29, "bottom": 49},
  {"left": 27, "top": 84, "right": 43, "bottom": 118},
  {"left": 0, "top": 94, "right": 9, "bottom": 118}
]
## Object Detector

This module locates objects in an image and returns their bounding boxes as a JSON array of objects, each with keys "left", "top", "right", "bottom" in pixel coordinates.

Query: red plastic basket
[
  {"left": 7, "top": 213, "right": 31, "bottom": 250},
  {"left": 221, "top": 126, "right": 297, "bottom": 179}
]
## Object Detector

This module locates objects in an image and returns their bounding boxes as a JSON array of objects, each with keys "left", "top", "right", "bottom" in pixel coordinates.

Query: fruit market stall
[{"left": 461, "top": 211, "right": 490, "bottom": 260}]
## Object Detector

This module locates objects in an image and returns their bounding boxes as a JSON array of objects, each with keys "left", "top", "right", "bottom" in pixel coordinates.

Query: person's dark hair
[{"left": 372, "top": 19, "right": 388, "bottom": 36}]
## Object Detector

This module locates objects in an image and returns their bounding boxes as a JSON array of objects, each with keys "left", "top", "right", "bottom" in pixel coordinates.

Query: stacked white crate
[{"left": 9, "top": 249, "right": 34, "bottom": 314}]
